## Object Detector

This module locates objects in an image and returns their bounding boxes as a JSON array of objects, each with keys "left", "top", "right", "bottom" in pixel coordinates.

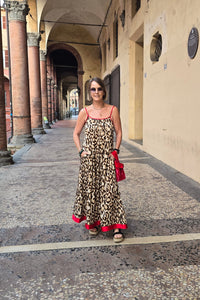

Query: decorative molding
[
  {"left": 4, "top": 1, "right": 29, "bottom": 22},
  {"left": 40, "top": 50, "right": 46, "bottom": 61},
  {"left": 27, "top": 33, "right": 41, "bottom": 47}
]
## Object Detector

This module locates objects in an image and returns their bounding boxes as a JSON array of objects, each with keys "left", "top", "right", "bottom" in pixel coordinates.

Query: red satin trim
[
  {"left": 101, "top": 224, "right": 128, "bottom": 232},
  {"left": 72, "top": 215, "right": 127, "bottom": 232},
  {"left": 85, "top": 220, "right": 101, "bottom": 229},
  {"left": 72, "top": 214, "right": 86, "bottom": 223}
]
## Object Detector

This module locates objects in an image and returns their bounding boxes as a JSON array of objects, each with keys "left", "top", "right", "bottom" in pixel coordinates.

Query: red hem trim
[
  {"left": 72, "top": 214, "right": 86, "bottom": 223},
  {"left": 72, "top": 215, "right": 127, "bottom": 232},
  {"left": 85, "top": 221, "right": 101, "bottom": 229},
  {"left": 101, "top": 224, "right": 128, "bottom": 232}
]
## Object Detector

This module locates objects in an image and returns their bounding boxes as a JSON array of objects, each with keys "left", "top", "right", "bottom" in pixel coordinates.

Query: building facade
[{"left": 1, "top": 0, "right": 200, "bottom": 183}]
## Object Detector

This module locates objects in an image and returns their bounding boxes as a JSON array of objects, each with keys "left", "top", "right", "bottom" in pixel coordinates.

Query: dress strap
[
  {"left": 109, "top": 105, "right": 115, "bottom": 118},
  {"left": 85, "top": 107, "right": 89, "bottom": 119}
]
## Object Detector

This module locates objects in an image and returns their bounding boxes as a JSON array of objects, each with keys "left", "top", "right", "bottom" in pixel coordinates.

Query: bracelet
[
  {"left": 79, "top": 149, "right": 84, "bottom": 157},
  {"left": 113, "top": 148, "right": 120, "bottom": 154}
]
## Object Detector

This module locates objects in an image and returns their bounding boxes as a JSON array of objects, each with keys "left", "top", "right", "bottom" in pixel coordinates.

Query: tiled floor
[{"left": 0, "top": 119, "right": 200, "bottom": 299}]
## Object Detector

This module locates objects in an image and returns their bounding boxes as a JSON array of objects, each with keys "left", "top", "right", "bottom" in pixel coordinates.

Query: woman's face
[{"left": 90, "top": 81, "right": 104, "bottom": 102}]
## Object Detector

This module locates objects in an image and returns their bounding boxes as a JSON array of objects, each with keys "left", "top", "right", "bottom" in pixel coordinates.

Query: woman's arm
[
  {"left": 112, "top": 106, "right": 122, "bottom": 150},
  {"left": 73, "top": 109, "right": 87, "bottom": 152}
]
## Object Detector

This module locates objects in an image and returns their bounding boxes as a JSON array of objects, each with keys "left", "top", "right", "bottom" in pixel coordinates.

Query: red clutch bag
[{"left": 111, "top": 151, "right": 126, "bottom": 182}]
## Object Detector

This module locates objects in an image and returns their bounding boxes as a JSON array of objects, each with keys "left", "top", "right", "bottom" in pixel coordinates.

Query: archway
[{"left": 47, "top": 44, "right": 84, "bottom": 120}]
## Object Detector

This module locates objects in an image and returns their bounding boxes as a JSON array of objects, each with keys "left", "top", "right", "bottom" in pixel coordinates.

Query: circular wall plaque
[{"left": 188, "top": 27, "right": 199, "bottom": 59}]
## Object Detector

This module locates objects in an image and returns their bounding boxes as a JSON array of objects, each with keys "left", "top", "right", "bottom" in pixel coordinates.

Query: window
[
  {"left": 150, "top": 32, "right": 162, "bottom": 62},
  {"left": 113, "top": 17, "right": 118, "bottom": 59}
]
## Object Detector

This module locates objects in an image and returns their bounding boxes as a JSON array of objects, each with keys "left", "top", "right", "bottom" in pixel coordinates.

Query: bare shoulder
[
  {"left": 77, "top": 107, "right": 87, "bottom": 120},
  {"left": 111, "top": 105, "right": 119, "bottom": 115}
]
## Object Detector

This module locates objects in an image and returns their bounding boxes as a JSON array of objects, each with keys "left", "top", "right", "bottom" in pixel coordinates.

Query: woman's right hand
[{"left": 81, "top": 151, "right": 90, "bottom": 158}]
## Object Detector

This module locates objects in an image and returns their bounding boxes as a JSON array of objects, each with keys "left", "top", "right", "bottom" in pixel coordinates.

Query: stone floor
[{"left": 0, "top": 118, "right": 200, "bottom": 299}]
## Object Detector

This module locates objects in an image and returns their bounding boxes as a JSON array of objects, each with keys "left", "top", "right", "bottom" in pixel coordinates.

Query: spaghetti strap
[
  {"left": 85, "top": 107, "right": 89, "bottom": 119},
  {"left": 109, "top": 105, "right": 115, "bottom": 118}
]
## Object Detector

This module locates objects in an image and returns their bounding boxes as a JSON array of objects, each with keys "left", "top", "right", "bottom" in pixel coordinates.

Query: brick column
[
  {"left": 47, "top": 77, "right": 52, "bottom": 123},
  {"left": 27, "top": 33, "right": 45, "bottom": 135},
  {"left": 54, "top": 84, "right": 58, "bottom": 121},
  {"left": 51, "top": 80, "right": 55, "bottom": 122},
  {"left": 40, "top": 50, "right": 50, "bottom": 128},
  {"left": 0, "top": 8, "right": 13, "bottom": 166},
  {"left": 5, "top": 1, "right": 34, "bottom": 145}
]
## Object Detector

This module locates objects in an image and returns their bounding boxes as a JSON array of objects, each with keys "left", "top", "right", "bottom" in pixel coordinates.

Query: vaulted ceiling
[{"left": 39, "top": 0, "right": 110, "bottom": 45}]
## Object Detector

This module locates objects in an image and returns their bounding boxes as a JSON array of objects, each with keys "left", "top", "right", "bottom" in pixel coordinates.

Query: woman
[{"left": 72, "top": 77, "right": 127, "bottom": 242}]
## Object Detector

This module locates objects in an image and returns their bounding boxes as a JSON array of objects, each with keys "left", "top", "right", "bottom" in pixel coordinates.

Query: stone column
[
  {"left": 0, "top": 8, "right": 13, "bottom": 166},
  {"left": 5, "top": 1, "right": 34, "bottom": 145},
  {"left": 40, "top": 50, "right": 50, "bottom": 128},
  {"left": 27, "top": 33, "right": 45, "bottom": 135}
]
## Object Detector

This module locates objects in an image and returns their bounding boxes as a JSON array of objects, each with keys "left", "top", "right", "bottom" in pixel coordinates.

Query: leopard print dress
[{"left": 72, "top": 106, "right": 127, "bottom": 232}]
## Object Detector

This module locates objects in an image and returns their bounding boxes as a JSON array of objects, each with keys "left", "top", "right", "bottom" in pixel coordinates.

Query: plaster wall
[
  {"left": 100, "top": 0, "right": 130, "bottom": 139},
  {"left": 100, "top": 0, "right": 146, "bottom": 142},
  {"left": 143, "top": 0, "right": 200, "bottom": 182}
]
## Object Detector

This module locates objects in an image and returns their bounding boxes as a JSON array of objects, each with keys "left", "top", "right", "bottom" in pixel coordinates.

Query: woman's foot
[
  {"left": 89, "top": 226, "right": 100, "bottom": 236},
  {"left": 113, "top": 229, "right": 124, "bottom": 243}
]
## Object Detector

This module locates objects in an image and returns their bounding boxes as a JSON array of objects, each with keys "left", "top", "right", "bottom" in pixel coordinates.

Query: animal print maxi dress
[{"left": 72, "top": 106, "right": 127, "bottom": 232}]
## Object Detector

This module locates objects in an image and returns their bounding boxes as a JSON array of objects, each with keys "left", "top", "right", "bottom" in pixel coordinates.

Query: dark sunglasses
[{"left": 90, "top": 87, "right": 103, "bottom": 92}]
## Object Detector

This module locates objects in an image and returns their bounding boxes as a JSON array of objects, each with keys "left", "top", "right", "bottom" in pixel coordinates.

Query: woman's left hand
[{"left": 109, "top": 152, "right": 115, "bottom": 160}]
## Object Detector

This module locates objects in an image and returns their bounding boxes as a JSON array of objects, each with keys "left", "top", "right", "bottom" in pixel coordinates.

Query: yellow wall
[
  {"left": 101, "top": 0, "right": 200, "bottom": 183},
  {"left": 100, "top": 0, "right": 146, "bottom": 141},
  {"left": 143, "top": 0, "right": 200, "bottom": 182}
]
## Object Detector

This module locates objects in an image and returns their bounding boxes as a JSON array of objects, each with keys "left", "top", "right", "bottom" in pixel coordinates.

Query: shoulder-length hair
[{"left": 88, "top": 77, "right": 107, "bottom": 100}]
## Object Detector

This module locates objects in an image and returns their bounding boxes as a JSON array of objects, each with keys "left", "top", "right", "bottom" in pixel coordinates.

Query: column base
[
  {"left": 0, "top": 150, "right": 13, "bottom": 166},
  {"left": 32, "top": 127, "right": 46, "bottom": 135},
  {"left": 10, "top": 134, "right": 35, "bottom": 146},
  {"left": 43, "top": 122, "right": 51, "bottom": 129}
]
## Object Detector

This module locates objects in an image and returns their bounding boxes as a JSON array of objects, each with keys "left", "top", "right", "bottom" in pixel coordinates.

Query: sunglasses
[{"left": 90, "top": 87, "right": 103, "bottom": 92}]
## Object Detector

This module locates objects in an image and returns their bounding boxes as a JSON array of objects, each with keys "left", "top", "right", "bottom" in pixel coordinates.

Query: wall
[{"left": 143, "top": 0, "right": 200, "bottom": 182}]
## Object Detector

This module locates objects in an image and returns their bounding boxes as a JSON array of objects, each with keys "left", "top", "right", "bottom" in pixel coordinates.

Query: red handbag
[{"left": 111, "top": 151, "right": 126, "bottom": 182}]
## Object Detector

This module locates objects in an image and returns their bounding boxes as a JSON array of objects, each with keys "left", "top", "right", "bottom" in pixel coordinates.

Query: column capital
[
  {"left": 27, "top": 32, "right": 41, "bottom": 47},
  {"left": 4, "top": 1, "right": 29, "bottom": 22},
  {"left": 40, "top": 50, "right": 46, "bottom": 61}
]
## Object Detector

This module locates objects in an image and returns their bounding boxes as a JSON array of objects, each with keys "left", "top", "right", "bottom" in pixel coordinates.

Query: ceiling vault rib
[
  {"left": 41, "top": 20, "right": 107, "bottom": 27},
  {"left": 97, "top": 0, "right": 112, "bottom": 43},
  {"left": 48, "top": 40, "right": 100, "bottom": 46}
]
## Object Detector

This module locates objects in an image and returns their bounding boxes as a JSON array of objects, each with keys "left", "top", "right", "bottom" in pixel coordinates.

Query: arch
[{"left": 47, "top": 43, "right": 84, "bottom": 110}]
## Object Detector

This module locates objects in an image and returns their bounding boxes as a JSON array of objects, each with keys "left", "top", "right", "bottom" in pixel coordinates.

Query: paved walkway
[{"left": 0, "top": 119, "right": 200, "bottom": 299}]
